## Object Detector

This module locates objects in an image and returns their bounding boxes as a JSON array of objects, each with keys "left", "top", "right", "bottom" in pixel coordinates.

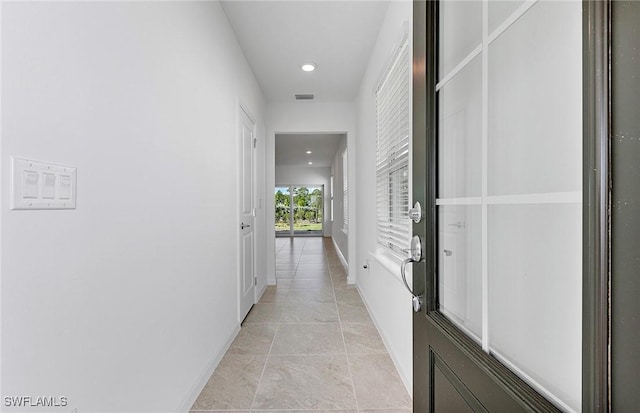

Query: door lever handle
[
  {"left": 401, "top": 258, "right": 423, "bottom": 313},
  {"left": 241, "top": 223, "right": 251, "bottom": 229}
]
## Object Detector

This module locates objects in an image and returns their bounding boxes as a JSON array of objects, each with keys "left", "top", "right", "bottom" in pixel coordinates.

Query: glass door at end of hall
[{"left": 275, "top": 185, "right": 324, "bottom": 237}]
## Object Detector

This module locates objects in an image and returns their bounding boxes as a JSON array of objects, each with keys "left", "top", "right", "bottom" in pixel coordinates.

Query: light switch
[
  {"left": 59, "top": 175, "right": 72, "bottom": 200},
  {"left": 42, "top": 173, "right": 56, "bottom": 199},
  {"left": 22, "top": 170, "right": 39, "bottom": 199},
  {"left": 11, "top": 157, "right": 76, "bottom": 210}
]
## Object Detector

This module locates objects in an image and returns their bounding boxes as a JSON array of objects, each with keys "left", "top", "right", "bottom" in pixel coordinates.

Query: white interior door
[{"left": 239, "top": 107, "right": 256, "bottom": 322}]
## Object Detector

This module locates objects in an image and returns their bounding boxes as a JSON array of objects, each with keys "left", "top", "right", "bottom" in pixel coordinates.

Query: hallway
[{"left": 191, "top": 237, "right": 412, "bottom": 412}]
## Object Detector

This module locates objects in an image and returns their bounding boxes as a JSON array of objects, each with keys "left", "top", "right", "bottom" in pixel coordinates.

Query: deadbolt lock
[
  {"left": 408, "top": 201, "right": 423, "bottom": 224},
  {"left": 410, "top": 235, "right": 422, "bottom": 262}
]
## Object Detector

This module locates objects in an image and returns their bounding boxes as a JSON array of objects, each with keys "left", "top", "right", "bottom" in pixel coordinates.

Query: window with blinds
[
  {"left": 376, "top": 37, "right": 410, "bottom": 255},
  {"left": 342, "top": 150, "right": 348, "bottom": 232}
]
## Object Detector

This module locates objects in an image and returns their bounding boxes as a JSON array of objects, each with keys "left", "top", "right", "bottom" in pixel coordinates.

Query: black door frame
[
  {"left": 582, "top": 1, "right": 610, "bottom": 410},
  {"left": 610, "top": 1, "right": 640, "bottom": 410},
  {"left": 412, "top": 0, "right": 610, "bottom": 410}
]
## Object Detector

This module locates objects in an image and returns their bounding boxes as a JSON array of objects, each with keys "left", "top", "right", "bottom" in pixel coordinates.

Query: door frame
[
  {"left": 412, "top": 0, "right": 610, "bottom": 410},
  {"left": 582, "top": 1, "right": 610, "bottom": 409}
]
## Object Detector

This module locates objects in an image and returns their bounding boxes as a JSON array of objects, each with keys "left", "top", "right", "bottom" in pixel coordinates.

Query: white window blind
[
  {"left": 376, "top": 38, "right": 411, "bottom": 255},
  {"left": 342, "top": 150, "right": 348, "bottom": 232}
]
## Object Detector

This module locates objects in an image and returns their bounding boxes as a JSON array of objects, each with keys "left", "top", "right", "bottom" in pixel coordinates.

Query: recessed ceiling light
[
  {"left": 308, "top": 161, "right": 313, "bottom": 165},
  {"left": 301, "top": 63, "right": 316, "bottom": 72},
  {"left": 306, "top": 150, "right": 312, "bottom": 154}
]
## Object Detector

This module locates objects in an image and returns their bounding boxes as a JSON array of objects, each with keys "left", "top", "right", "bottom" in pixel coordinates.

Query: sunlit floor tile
[
  {"left": 243, "top": 303, "right": 284, "bottom": 324},
  {"left": 252, "top": 355, "right": 356, "bottom": 410},
  {"left": 271, "top": 323, "right": 344, "bottom": 355},
  {"left": 190, "top": 354, "right": 265, "bottom": 410},
  {"left": 227, "top": 324, "right": 277, "bottom": 355},
  {"left": 280, "top": 301, "right": 339, "bottom": 323},
  {"left": 349, "top": 354, "right": 412, "bottom": 410},
  {"left": 342, "top": 322, "right": 387, "bottom": 354}
]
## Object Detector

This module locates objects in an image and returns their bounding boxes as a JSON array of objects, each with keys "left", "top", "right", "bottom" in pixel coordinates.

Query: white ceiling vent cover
[{"left": 294, "top": 93, "right": 316, "bottom": 101}]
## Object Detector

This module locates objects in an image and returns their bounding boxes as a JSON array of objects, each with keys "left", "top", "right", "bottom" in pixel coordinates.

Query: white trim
[
  {"left": 487, "top": 192, "right": 582, "bottom": 205},
  {"left": 175, "top": 324, "right": 241, "bottom": 413},
  {"left": 331, "top": 237, "right": 349, "bottom": 276},
  {"left": 255, "top": 281, "right": 269, "bottom": 301},
  {"left": 487, "top": 0, "right": 538, "bottom": 45},
  {"left": 436, "top": 197, "right": 483, "bottom": 206},
  {"left": 436, "top": 44, "right": 483, "bottom": 92},
  {"left": 436, "top": 192, "right": 582, "bottom": 206}
]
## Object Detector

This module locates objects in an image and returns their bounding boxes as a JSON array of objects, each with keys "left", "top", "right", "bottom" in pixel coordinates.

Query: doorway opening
[{"left": 275, "top": 185, "right": 324, "bottom": 237}]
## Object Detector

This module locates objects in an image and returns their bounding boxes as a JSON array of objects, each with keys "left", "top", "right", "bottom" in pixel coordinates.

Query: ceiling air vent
[{"left": 294, "top": 93, "right": 315, "bottom": 101}]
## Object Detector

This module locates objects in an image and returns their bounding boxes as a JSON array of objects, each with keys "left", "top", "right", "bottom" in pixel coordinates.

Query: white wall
[
  {"left": 275, "top": 166, "right": 332, "bottom": 236},
  {"left": 354, "top": 0, "right": 414, "bottom": 394},
  {"left": 266, "top": 102, "right": 356, "bottom": 284},
  {"left": 331, "top": 136, "right": 349, "bottom": 263},
  {"left": 1, "top": 2, "right": 266, "bottom": 412}
]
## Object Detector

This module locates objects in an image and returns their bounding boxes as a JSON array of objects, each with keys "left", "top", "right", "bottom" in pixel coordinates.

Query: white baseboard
[
  {"left": 331, "top": 237, "right": 348, "bottom": 272},
  {"left": 175, "top": 324, "right": 241, "bottom": 412},
  {"left": 255, "top": 282, "right": 268, "bottom": 302},
  {"left": 357, "top": 285, "right": 413, "bottom": 398}
]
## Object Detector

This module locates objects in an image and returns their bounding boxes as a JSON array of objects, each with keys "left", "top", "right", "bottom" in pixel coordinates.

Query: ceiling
[
  {"left": 221, "top": 1, "right": 390, "bottom": 102},
  {"left": 275, "top": 134, "right": 344, "bottom": 168}
]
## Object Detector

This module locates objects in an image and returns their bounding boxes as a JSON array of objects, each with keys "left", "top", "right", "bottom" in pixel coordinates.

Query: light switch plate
[{"left": 11, "top": 157, "right": 77, "bottom": 210}]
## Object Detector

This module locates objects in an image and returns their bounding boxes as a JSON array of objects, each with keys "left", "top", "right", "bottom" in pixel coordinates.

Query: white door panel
[{"left": 239, "top": 107, "right": 255, "bottom": 322}]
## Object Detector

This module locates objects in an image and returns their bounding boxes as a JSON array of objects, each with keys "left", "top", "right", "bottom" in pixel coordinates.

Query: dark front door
[{"left": 412, "top": 1, "right": 609, "bottom": 412}]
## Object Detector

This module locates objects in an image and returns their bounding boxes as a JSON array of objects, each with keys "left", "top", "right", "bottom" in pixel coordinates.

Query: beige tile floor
[{"left": 191, "top": 237, "right": 412, "bottom": 413}]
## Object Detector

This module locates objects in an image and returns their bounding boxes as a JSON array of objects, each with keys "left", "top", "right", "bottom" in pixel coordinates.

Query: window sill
[{"left": 369, "top": 248, "right": 411, "bottom": 285}]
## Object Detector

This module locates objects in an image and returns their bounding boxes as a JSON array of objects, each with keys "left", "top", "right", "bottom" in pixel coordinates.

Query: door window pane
[
  {"left": 488, "top": 203, "right": 582, "bottom": 412},
  {"left": 438, "top": 205, "right": 482, "bottom": 340},
  {"left": 439, "top": 0, "right": 482, "bottom": 78},
  {"left": 488, "top": 0, "right": 524, "bottom": 34},
  {"left": 438, "top": 56, "right": 482, "bottom": 199},
  {"left": 488, "top": 1, "right": 582, "bottom": 196}
]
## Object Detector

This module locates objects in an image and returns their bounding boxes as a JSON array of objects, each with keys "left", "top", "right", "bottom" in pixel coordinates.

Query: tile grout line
[
  {"left": 325, "top": 239, "right": 362, "bottom": 413},
  {"left": 248, "top": 306, "right": 281, "bottom": 410},
  {"left": 254, "top": 238, "right": 308, "bottom": 410}
]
